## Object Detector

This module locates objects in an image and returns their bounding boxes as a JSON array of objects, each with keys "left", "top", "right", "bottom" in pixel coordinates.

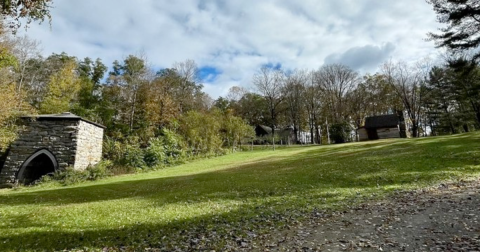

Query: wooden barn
[
  {"left": 358, "top": 114, "right": 408, "bottom": 141},
  {"left": 255, "top": 125, "right": 274, "bottom": 137},
  {"left": 254, "top": 125, "right": 298, "bottom": 145}
]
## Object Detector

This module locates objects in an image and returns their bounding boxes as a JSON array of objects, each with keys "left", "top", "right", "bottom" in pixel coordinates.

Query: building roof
[
  {"left": 21, "top": 112, "right": 106, "bottom": 129},
  {"left": 255, "top": 125, "right": 273, "bottom": 136},
  {"left": 257, "top": 125, "right": 272, "bottom": 132},
  {"left": 364, "top": 114, "right": 399, "bottom": 129}
]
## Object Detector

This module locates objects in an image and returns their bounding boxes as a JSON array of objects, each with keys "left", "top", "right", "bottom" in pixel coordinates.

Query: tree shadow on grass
[{"left": 0, "top": 133, "right": 479, "bottom": 250}]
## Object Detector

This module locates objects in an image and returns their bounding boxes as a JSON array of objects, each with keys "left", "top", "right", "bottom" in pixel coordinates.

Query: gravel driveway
[{"left": 252, "top": 180, "right": 480, "bottom": 252}]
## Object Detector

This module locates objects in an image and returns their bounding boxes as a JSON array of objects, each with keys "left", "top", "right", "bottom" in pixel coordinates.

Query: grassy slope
[{"left": 0, "top": 132, "right": 479, "bottom": 251}]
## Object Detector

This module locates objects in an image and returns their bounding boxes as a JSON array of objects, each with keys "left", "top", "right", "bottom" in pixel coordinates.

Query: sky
[{"left": 20, "top": 0, "right": 442, "bottom": 98}]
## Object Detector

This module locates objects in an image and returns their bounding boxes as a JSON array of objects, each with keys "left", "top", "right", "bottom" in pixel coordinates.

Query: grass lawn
[{"left": 0, "top": 132, "right": 479, "bottom": 251}]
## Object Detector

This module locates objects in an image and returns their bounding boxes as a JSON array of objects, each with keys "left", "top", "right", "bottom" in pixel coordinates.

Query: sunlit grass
[{"left": 0, "top": 132, "right": 479, "bottom": 251}]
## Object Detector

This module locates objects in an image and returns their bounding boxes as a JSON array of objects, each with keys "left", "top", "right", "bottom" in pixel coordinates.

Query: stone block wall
[
  {"left": 0, "top": 116, "right": 104, "bottom": 187},
  {"left": 74, "top": 120, "right": 104, "bottom": 170},
  {"left": 0, "top": 119, "right": 78, "bottom": 185}
]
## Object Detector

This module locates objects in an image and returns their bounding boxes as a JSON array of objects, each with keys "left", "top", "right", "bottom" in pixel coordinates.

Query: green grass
[{"left": 1, "top": 132, "right": 479, "bottom": 251}]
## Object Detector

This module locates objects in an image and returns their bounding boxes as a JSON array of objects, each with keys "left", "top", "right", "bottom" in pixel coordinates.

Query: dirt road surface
[{"left": 254, "top": 180, "right": 480, "bottom": 252}]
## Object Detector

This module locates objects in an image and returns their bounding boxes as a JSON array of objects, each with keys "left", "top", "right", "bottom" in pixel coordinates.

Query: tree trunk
[
  {"left": 310, "top": 126, "right": 314, "bottom": 144},
  {"left": 130, "top": 88, "right": 137, "bottom": 132},
  {"left": 271, "top": 128, "right": 275, "bottom": 151},
  {"left": 326, "top": 119, "right": 331, "bottom": 144},
  {"left": 293, "top": 125, "right": 298, "bottom": 144},
  {"left": 468, "top": 100, "right": 480, "bottom": 125},
  {"left": 411, "top": 124, "right": 418, "bottom": 138},
  {"left": 475, "top": 110, "right": 480, "bottom": 127},
  {"left": 315, "top": 125, "right": 321, "bottom": 145}
]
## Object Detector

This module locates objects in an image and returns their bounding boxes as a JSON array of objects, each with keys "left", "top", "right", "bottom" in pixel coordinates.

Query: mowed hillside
[{"left": 1, "top": 132, "right": 479, "bottom": 251}]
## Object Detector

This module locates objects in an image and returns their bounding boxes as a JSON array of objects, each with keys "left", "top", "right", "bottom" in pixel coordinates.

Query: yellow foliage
[
  {"left": 0, "top": 82, "right": 33, "bottom": 150},
  {"left": 139, "top": 78, "right": 180, "bottom": 128},
  {"left": 40, "top": 61, "right": 81, "bottom": 114}
]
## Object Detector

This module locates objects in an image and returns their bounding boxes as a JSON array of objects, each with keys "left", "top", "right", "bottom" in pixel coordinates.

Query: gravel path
[{"left": 252, "top": 180, "right": 480, "bottom": 252}]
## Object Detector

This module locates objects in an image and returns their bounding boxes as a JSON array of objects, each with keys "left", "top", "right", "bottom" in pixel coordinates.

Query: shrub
[
  {"left": 36, "top": 161, "right": 113, "bottom": 186},
  {"left": 85, "top": 160, "right": 112, "bottom": 180},
  {"left": 144, "top": 137, "right": 166, "bottom": 167},
  {"left": 329, "top": 123, "right": 352, "bottom": 144},
  {"left": 104, "top": 136, "right": 146, "bottom": 168},
  {"left": 103, "top": 136, "right": 123, "bottom": 162},
  {"left": 161, "top": 128, "right": 186, "bottom": 165},
  {"left": 121, "top": 139, "right": 146, "bottom": 168},
  {"left": 108, "top": 165, "right": 136, "bottom": 175},
  {"left": 179, "top": 111, "right": 223, "bottom": 155},
  {"left": 51, "top": 168, "right": 89, "bottom": 186}
]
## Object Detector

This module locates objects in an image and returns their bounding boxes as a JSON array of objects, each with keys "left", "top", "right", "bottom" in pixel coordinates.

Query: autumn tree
[
  {"left": 346, "top": 82, "right": 369, "bottom": 141},
  {"left": 213, "top": 97, "right": 230, "bottom": 113},
  {"left": 179, "top": 110, "right": 223, "bottom": 155},
  {"left": 139, "top": 73, "right": 180, "bottom": 132},
  {"left": 232, "top": 92, "right": 268, "bottom": 126},
  {"left": 0, "top": 0, "right": 53, "bottom": 32},
  {"left": 253, "top": 66, "right": 285, "bottom": 148},
  {"left": 382, "top": 61, "right": 427, "bottom": 137},
  {"left": 0, "top": 32, "right": 32, "bottom": 150},
  {"left": 72, "top": 57, "right": 107, "bottom": 121},
  {"left": 39, "top": 60, "right": 81, "bottom": 114},
  {"left": 312, "top": 64, "right": 358, "bottom": 143},
  {"left": 18, "top": 52, "right": 76, "bottom": 108},
  {"left": 11, "top": 35, "right": 40, "bottom": 92},
  {"left": 314, "top": 64, "right": 359, "bottom": 124},
  {"left": 300, "top": 71, "right": 323, "bottom": 144},
  {"left": 107, "top": 55, "right": 150, "bottom": 132},
  {"left": 226, "top": 85, "right": 248, "bottom": 102},
  {"left": 219, "top": 109, "right": 254, "bottom": 150},
  {"left": 171, "top": 60, "right": 205, "bottom": 113},
  {"left": 283, "top": 69, "right": 308, "bottom": 144},
  {"left": 0, "top": 84, "right": 32, "bottom": 150}
]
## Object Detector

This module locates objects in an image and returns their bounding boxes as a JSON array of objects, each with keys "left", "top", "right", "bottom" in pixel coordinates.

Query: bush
[
  {"left": 86, "top": 160, "right": 112, "bottom": 180},
  {"left": 108, "top": 165, "right": 136, "bottom": 175},
  {"left": 37, "top": 161, "right": 112, "bottom": 186},
  {"left": 121, "top": 139, "right": 146, "bottom": 168},
  {"left": 102, "top": 128, "right": 190, "bottom": 172},
  {"left": 51, "top": 168, "right": 89, "bottom": 186},
  {"left": 103, "top": 136, "right": 146, "bottom": 168},
  {"left": 143, "top": 129, "right": 187, "bottom": 168},
  {"left": 161, "top": 128, "right": 186, "bottom": 165},
  {"left": 329, "top": 123, "right": 352, "bottom": 144},
  {"left": 103, "top": 136, "right": 123, "bottom": 162},
  {"left": 144, "top": 137, "right": 166, "bottom": 167}
]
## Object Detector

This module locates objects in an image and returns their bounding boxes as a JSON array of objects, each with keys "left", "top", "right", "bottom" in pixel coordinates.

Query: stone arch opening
[{"left": 17, "top": 149, "right": 58, "bottom": 185}]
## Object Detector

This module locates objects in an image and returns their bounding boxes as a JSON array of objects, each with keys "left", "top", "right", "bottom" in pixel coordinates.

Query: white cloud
[
  {"left": 325, "top": 43, "right": 396, "bottom": 73},
  {"left": 20, "top": 0, "right": 441, "bottom": 98}
]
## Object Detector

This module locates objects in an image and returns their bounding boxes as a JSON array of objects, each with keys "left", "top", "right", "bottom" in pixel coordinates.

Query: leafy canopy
[
  {"left": 0, "top": 0, "right": 53, "bottom": 32},
  {"left": 427, "top": 0, "right": 480, "bottom": 59}
]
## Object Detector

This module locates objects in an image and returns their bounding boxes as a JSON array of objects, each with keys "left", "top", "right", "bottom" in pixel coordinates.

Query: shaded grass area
[{"left": 0, "top": 133, "right": 479, "bottom": 251}]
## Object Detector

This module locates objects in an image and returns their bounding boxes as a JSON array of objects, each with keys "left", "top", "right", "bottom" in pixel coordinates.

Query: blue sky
[{"left": 21, "top": 1, "right": 441, "bottom": 98}]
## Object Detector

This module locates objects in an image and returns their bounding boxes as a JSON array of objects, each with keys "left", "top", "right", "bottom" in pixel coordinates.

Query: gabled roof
[
  {"left": 21, "top": 112, "right": 106, "bottom": 129},
  {"left": 257, "top": 125, "right": 272, "bottom": 133},
  {"left": 364, "top": 114, "right": 399, "bottom": 129}
]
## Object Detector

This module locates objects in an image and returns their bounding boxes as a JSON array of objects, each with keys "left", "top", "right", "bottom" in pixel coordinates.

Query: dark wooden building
[
  {"left": 255, "top": 125, "right": 297, "bottom": 144},
  {"left": 358, "top": 114, "right": 408, "bottom": 141}
]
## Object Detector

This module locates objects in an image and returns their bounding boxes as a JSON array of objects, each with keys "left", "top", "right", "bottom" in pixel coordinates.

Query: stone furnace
[{"left": 0, "top": 112, "right": 105, "bottom": 187}]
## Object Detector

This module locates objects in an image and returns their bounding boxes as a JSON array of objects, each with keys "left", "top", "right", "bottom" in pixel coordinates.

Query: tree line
[
  {"left": 0, "top": 30, "right": 255, "bottom": 170},
  {"left": 0, "top": 0, "right": 479, "bottom": 171},
  {"left": 2, "top": 30, "right": 480, "bottom": 155},
  {"left": 212, "top": 58, "right": 480, "bottom": 145}
]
